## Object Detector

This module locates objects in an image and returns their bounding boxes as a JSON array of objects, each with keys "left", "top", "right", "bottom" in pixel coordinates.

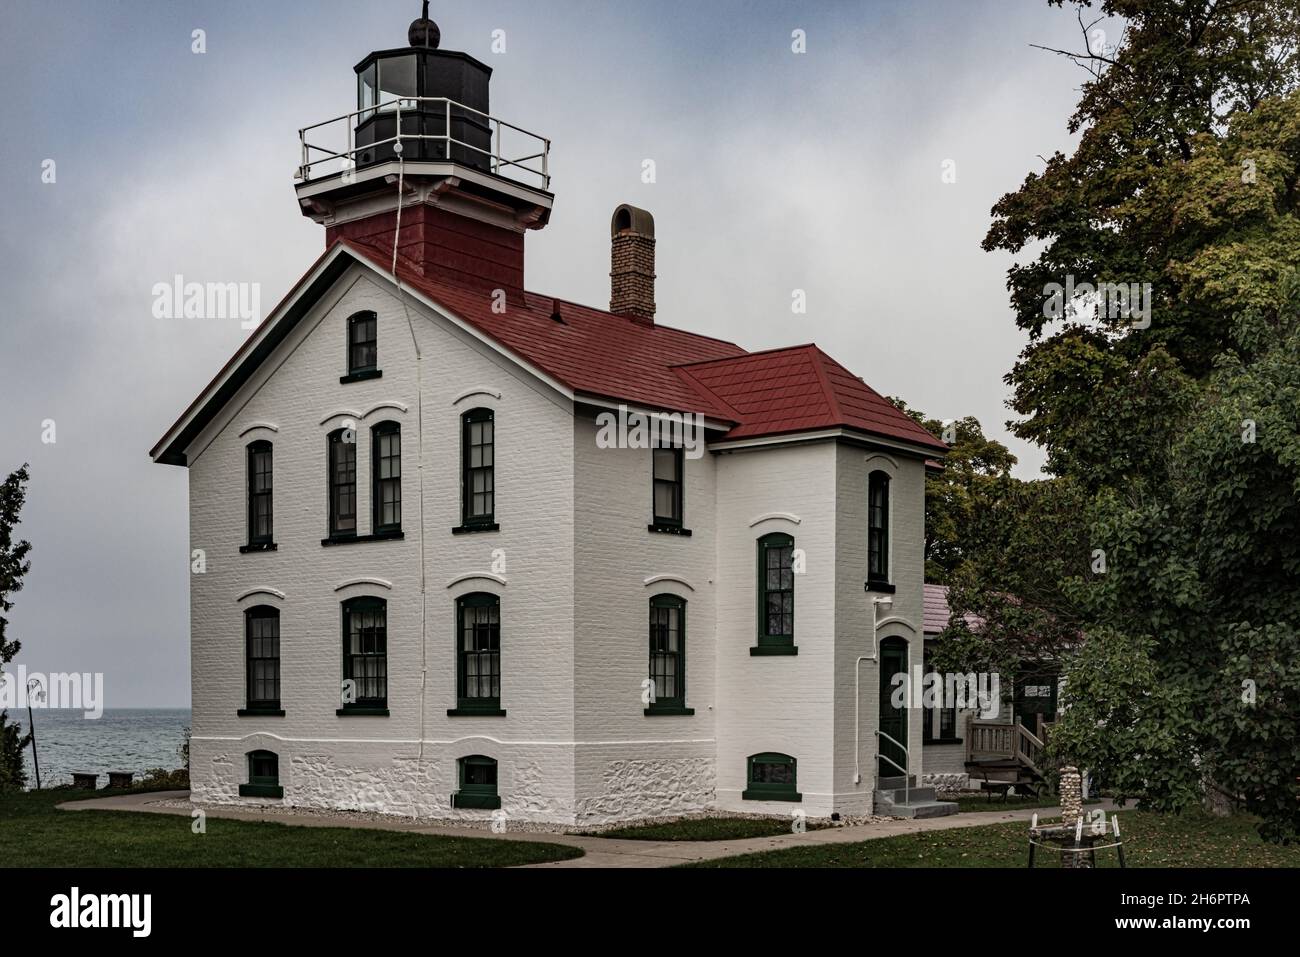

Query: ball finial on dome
[{"left": 408, "top": 1, "right": 440, "bottom": 48}]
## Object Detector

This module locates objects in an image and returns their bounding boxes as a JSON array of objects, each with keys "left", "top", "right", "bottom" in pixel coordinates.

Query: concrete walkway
[{"left": 58, "top": 791, "right": 1117, "bottom": 868}]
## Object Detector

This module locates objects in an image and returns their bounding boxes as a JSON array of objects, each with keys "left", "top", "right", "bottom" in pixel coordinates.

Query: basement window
[
  {"left": 239, "top": 750, "right": 283, "bottom": 798},
  {"left": 742, "top": 752, "right": 801, "bottom": 802},
  {"left": 452, "top": 755, "right": 501, "bottom": 809}
]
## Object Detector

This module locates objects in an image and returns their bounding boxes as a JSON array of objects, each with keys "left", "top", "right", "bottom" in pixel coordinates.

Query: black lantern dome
[
  {"left": 408, "top": 1, "right": 441, "bottom": 48},
  {"left": 353, "top": 6, "right": 492, "bottom": 170}
]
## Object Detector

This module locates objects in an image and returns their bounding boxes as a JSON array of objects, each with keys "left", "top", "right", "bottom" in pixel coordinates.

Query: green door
[{"left": 878, "top": 638, "right": 908, "bottom": 780}]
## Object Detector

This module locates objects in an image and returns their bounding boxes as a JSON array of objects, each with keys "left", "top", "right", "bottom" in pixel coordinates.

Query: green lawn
[
  {"left": 949, "top": 793, "right": 1102, "bottom": 813},
  {"left": 682, "top": 810, "right": 1300, "bottom": 868},
  {"left": 0, "top": 789, "right": 583, "bottom": 868},
  {"left": 582, "top": 816, "right": 828, "bottom": 841}
]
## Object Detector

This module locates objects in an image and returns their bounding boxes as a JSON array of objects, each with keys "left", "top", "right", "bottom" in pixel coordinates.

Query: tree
[
  {"left": 0, "top": 465, "right": 33, "bottom": 792},
  {"left": 962, "top": 0, "right": 1300, "bottom": 840},
  {"left": 888, "top": 402, "right": 1018, "bottom": 583},
  {"left": 985, "top": 0, "right": 1300, "bottom": 484}
]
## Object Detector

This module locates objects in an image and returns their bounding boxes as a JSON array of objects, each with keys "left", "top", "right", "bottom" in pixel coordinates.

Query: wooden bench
[
  {"left": 108, "top": 771, "right": 134, "bottom": 789},
  {"left": 71, "top": 773, "right": 98, "bottom": 790}
]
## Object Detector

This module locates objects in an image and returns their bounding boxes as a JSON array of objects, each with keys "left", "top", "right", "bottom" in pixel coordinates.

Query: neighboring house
[
  {"left": 150, "top": 15, "right": 952, "bottom": 824},
  {"left": 920, "top": 584, "right": 1059, "bottom": 794}
]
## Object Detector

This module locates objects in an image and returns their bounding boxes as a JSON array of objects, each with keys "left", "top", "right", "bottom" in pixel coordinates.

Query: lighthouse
[{"left": 293, "top": 4, "right": 552, "bottom": 301}]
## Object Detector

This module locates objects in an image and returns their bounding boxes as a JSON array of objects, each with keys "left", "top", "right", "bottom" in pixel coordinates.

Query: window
[
  {"left": 651, "top": 446, "right": 683, "bottom": 527},
  {"left": 743, "top": 752, "right": 800, "bottom": 802},
  {"left": 755, "top": 533, "right": 795, "bottom": 653},
  {"left": 239, "top": 749, "right": 282, "bottom": 798},
  {"left": 460, "top": 408, "right": 495, "bottom": 528},
  {"left": 371, "top": 421, "right": 401, "bottom": 534},
  {"left": 341, "top": 597, "right": 387, "bottom": 711},
  {"left": 647, "top": 595, "right": 692, "bottom": 714},
  {"left": 868, "top": 470, "right": 890, "bottom": 584},
  {"left": 451, "top": 754, "right": 501, "bottom": 809},
  {"left": 328, "top": 429, "right": 357, "bottom": 537},
  {"left": 246, "top": 441, "right": 273, "bottom": 546},
  {"left": 347, "top": 311, "right": 378, "bottom": 376},
  {"left": 940, "top": 701, "right": 958, "bottom": 740},
  {"left": 243, "top": 606, "right": 281, "bottom": 713},
  {"left": 452, "top": 593, "right": 503, "bottom": 715}
]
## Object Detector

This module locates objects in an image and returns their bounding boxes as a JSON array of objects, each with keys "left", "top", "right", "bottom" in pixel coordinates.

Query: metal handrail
[
  {"left": 296, "top": 95, "right": 551, "bottom": 190},
  {"left": 874, "top": 729, "right": 910, "bottom": 805}
]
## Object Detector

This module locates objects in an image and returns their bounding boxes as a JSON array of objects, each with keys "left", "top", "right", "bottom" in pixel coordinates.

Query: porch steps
[{"left": 873, "top": 776, "right": 958, "bottom": 819}]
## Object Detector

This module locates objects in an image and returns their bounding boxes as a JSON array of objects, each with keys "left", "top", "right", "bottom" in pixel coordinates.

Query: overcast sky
[{"left": 0, "top": 0, "right": 1096, "bottom": 707}]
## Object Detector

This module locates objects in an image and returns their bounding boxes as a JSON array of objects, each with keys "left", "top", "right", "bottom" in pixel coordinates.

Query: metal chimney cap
[{"left": 408, "top": 1, "right": 441, "bottom": 48}]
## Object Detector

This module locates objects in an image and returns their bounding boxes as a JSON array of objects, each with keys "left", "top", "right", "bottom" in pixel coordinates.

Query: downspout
[{"left": 853, "top": 596, "right": 894, "bottom": 786}]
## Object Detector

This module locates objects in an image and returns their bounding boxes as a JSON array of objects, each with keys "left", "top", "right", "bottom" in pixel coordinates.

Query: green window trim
[
  {"left": 451, "top": 754, "right": 501, "bottom": 809},
  {"left": 461, "top": 407, "right": 495, "bottom": 527},
  {"left": 328, "top": 428, "right": 358, "bottom": 538},
  {"left": 246, "top": 440, "right": 273, "bottom": 546},
  {"left": 456, "top": 592, "right": 501, "bottom": 712},
  {"left": 646, "top": 594, "right": 688, "bottom": 713},
  {"left": 868, "top": 470, "right": 890, "bottom": 585},
  {"left": 239, "top": 749, "right": 283, "bottom": 798},
  {"left": 742, "top": 752, "right": 801, "bottom": 802},
  {"left": 341, "top": 596, "right": 387, "bottom": 709},
  {"left": 371, "top": 420, "right": 402, "bottom": 534},
  {"left": 347, "top": 310, "right": 378, "bottom": 376},
  {"left": 651, "top": 445, "right": 684, "bottom": 528},
  {"left": 755, "top": 532, "right": 795, "bottom": 651},
  {"left": 245, "top": 605, "right": 281, "bottom": 711}
]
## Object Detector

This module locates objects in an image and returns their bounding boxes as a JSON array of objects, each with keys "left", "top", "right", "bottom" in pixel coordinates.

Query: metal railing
[
  {"left": 874, "top": 729, "right": 910, "bottom": 806},
  {"left": 296, "top": 95, "right": 551, "bottom": 190}
]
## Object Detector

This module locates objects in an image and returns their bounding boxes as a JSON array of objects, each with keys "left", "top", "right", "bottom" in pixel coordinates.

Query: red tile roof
[{"left": 347, "top": 241, "right": 945, "bottom": 452}]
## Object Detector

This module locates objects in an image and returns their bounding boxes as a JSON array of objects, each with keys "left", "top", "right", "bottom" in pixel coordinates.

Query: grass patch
[
  {"left": 582, "top": 816, "right": 826, "bottom": 841},
  {"left": 1, "top": 789, "right": 582, "bottom": 868},
  {"left": 948, "top": 794, "right": 1102, "bottom": 814},
  {"left": 682, "top": 810, "right": 1300, "bottom": 868}
]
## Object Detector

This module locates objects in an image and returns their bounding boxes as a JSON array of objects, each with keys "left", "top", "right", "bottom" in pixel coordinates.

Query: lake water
[{"left": 8, "top": 708, "right": 191, "bottom": 789}]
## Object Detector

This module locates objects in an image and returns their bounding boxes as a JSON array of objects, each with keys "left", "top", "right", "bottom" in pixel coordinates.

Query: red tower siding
[{"left": 326, "top": 205, "right": 525, "bottom": 300}]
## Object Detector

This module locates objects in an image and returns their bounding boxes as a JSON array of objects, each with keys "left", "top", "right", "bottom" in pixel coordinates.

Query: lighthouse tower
[{"left": 293, "top": 4, "right": 552, "bottom": 302}]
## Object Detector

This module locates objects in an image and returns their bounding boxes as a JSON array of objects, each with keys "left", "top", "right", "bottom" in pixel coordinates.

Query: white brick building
[{"left": 150, "top": 15, "right": 950, "bottom": 825}]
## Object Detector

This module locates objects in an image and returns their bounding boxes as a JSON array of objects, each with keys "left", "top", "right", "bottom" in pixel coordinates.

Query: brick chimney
[{"left": 609, "top": 204, "right": 655, "bottom": 324}]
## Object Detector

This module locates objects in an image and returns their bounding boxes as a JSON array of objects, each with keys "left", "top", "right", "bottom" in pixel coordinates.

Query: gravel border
[{"left": 144, "top": 797, "right": 895, "bottom": 835}]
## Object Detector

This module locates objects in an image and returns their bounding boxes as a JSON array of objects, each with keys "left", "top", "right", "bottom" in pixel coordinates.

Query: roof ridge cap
[{"left": 805, "top": 345, "right": 845, "bottom": 423}]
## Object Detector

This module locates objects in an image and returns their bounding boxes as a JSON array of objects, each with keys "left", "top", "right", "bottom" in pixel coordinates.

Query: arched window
[
  {"left": 245, "top": 440, "right": 273, "bottom": 547},
  {"left": 647, "top": 595, "right": 691, "bottom": 714},
  {"left": 868, "top": 470, "right": 890, "bottom": 585},
  {"left": 243, "top": 605, "right": 281, "bottom": 713},
  {"left": 460, "top": 408, "right": 495, "bottom": 528},
  {"left": 743, "top": 752, "right": 800, "bottom": 802},
  {"left": 453, "top": 593, "right": 502, "bottom": 715},
  {"left": 328, "top": 428, "right": 357, "bottom": 537},
  {"left": 451, "top": 754, "right": 501, "bottom": 809},
  {"left": 346, "top": 311, "right": 378, "bottom": 379},
  {"left": 239, "top": 749, "right": 283, "bottom": 798},
  {"left": 341, "top": 596, "right": 387, "bottom": 711},
  {"left": 755, "top": 532, "right": 795, "bottom": 654},
  {"left": 371, "top": 421, "right": 401, "bottom": 534}
]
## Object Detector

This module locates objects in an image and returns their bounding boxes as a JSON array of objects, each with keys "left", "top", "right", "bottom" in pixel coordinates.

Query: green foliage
[
  {"left": 888, "top": 402, "right": 1017, "bottom": 583},
  {"left": 956, "top": 1, "right": 1300, "bottom": 841},
  {"left": 0, "top": 464, "right": 32, "bottom": 793}
]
